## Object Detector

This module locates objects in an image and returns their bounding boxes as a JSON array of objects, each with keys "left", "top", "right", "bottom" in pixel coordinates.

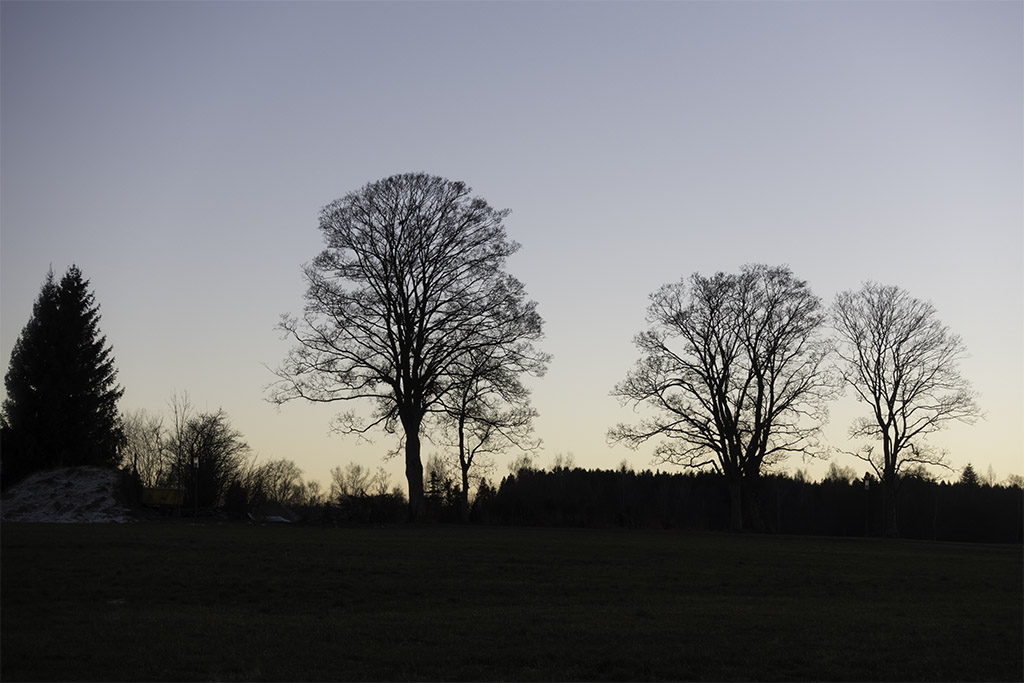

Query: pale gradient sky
[{"left": 2, "top": 1, "right": 1021, "bottom": 491}]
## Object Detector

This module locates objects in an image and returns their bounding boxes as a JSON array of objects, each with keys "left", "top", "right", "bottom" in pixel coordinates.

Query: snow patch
[{"left": 1, "top": 466, "right": 134, "bottom": 523}]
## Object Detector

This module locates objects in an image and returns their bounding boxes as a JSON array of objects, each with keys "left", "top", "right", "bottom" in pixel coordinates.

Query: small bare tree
[
  {"left": 121, "top": 409, "right": 167, "bottom": 487},
  {"left": 302, "top": 479, "right": 325, "bottom": 507},
  {"left": 611, "top": 264, "right": 834, "bottom": 530},
  {"left": 248, "top": 458, "right": 305, "bottom": 507},
  {"left": 549, "top": 452, "right": 575, "bottom": 471},
  {"left": 370, "top": 466, "right": 392, "bottom": 497},
  {"left": 833, "top": 282, "right": 980, "bottom": 536},
  {"left": 1004, "top": 473, "right": 1024, "bottom": 489},
  {"left": 439, "top": 343, "right": 546, "bottom": 521},
  {"left": 330, "top": 462, "right": 372, "bottom": 501},
  {"left": 507, "top": 452, "right": 536, "bottom": 475},
  {"left": 823, "top": 461, "right": 859, "bottom": 484},
  {"left": 166, "top": 393, "right": 251, "bottom": 509},
  {"left": 424, "top": 453, "right": 459, "bottom": 513}
]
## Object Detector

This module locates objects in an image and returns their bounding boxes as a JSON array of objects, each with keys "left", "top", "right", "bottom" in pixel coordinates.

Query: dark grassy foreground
[{"left": 1, "top": 524, "right": 1021, "bottom": 682}]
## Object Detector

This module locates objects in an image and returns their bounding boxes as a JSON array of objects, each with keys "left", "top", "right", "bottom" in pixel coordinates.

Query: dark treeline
[
  {"left": 458, "top": 468, "right": 1022, "bottom": 544},
  {"left": 278, "top": 491, "right": 409, "bottom": 526},
  {"left": 282, "top": 465, "right": 1022, "bottom": 544}
]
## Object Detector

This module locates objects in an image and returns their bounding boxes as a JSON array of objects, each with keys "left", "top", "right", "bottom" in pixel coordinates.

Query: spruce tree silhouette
[
  {"left": 959, "top": 463, "right": 980, "bottom": 488},
  {"left": 1, "top": 266, "right": 124, "bottom": 485}
]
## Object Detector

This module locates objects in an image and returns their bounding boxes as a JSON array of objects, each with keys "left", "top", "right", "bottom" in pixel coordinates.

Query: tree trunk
[
  {"left": 880, "top": 440, "right": 900, "bottom": 537},
  {"left": 742, "top": 476, "right": 767, "bottom": 532},
  {"left": 882, "top": 474, "right": 899, "bottom": 537},
  {"left": 459, "top": 465, "right": 470, "bottom": 524},
  {"left": 404, "top": 423, "right": 425, "bottom": 521},
  {"left": 457, "top": 414, "right": 470, "bottom": 523},
  {"left": 728, "top": 479, "right": 743, "bottom": 531}
]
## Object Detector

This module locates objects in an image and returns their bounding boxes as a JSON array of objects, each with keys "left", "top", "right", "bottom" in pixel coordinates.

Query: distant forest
[{"left": 288, "top": 466, "right": 1023, "bottom": 545}]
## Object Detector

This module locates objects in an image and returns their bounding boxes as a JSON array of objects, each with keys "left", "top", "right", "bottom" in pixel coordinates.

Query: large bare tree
[
  {"left": 833, "top": 282, "right": 979, "bottom": 536},
  {"left": 610, "top": 264, "right": 833, "bottom": 530},
  {"left": 271, "top": 173, "right": 545, "bottom": 520}
]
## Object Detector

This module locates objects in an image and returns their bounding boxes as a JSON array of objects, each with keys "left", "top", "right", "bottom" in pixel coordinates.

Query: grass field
[{"left": 1, "top": 523, "right": 1021, "bottom": 682}]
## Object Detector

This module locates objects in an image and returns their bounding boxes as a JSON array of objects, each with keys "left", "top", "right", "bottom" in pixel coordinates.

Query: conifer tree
[
  {"left": 1, "top": 266, "right": 124, "bottom": 484},
  {"left": 959, "top": 463, "right": 980, "bottom": 488}
]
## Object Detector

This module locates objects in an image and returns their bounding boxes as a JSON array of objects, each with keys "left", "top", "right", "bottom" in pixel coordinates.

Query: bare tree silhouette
[
  {"left": 271, "top": 173, "right": 545, "bottom": 520},
  {"left": 833, "top": 282, "right": 980, "bottom": 536},
  {"left": 439, "top": 342, "right": 546, "bottom": 521},
  {"left": 611, "top": 264, "right": 834, "bottom": 530}
]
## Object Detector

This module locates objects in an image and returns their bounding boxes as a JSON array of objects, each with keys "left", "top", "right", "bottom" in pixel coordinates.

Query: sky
[{"left": 2, "top": 0, "right": 1021, "bottom": 492}]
